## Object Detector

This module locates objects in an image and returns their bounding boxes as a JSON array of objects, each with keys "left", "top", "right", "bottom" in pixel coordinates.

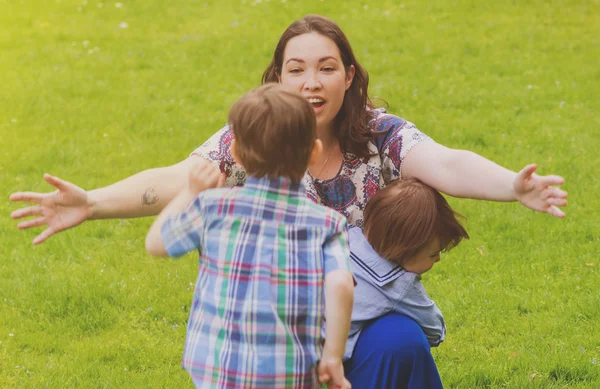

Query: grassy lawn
[{"left": 1, "top": 0, "right": 599, "bottom": 387}]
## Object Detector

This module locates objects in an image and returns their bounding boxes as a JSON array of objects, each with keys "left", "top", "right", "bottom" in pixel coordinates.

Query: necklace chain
[{"left": 311, "top": 146, "right": 334, "bottom": 179}]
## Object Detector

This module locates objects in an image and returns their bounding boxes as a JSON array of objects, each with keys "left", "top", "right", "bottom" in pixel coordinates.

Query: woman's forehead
[{"left": 283, "top": 32, "right": 342, "bottom": 63}]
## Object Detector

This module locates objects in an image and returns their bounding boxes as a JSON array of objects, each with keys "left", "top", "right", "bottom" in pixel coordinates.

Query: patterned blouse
[{"left": 192, "top": 108, "right": 431, "bottom": 227}]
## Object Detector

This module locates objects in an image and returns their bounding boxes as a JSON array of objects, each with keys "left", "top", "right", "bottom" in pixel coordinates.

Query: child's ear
[{"left": 308, "top": 139, "right": 323, "bottom": 165}]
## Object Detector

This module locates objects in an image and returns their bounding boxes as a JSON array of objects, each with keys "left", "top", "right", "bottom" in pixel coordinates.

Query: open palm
[
  {"left": 513, "top": 164, "right": 568, "bottom": 218},
  {"left": 10, "top": 174, "right": 90, "bottom": 244}
]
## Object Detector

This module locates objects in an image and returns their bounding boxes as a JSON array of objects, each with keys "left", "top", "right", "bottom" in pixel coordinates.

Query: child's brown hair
[
  {"left": 228, "top": 83, "right": 317, "bottom": 182},
  {"left": 363, "top": 178, "right": 469, "bottom": 265}
]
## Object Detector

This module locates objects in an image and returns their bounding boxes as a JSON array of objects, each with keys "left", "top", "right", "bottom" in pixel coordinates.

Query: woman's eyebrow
[
  {"left": 285, "top": 57, "right": 304, "bottom": 64},
  {"left": 285, "top": 56, "right": 339, "bottom": 65},
  {"left": 318, "top": 56, "right": 339, "bottom": 63}
]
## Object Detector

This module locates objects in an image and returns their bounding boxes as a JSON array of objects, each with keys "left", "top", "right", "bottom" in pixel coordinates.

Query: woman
[{"left": 11, "top": 15, "right": 567, "bottom": 388}]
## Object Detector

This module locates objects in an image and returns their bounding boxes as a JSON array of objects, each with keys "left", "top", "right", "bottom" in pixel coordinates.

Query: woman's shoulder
[
  {"left": 192, "top": 124, "right": 232, "bottom": 152},
  {"left": 190, "top": 124, "right": 247, "bottom": 187},
  {"left": 366, "top": 108, "right": 429, "bottom": 156},
  {"left": 368, "top": 108, "right": 409, "bottom": 134}
]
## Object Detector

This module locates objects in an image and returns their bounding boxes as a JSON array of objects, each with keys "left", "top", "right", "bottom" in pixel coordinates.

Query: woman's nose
[{"left": 303, "top": 71, "right": 321, "bottom": 90}]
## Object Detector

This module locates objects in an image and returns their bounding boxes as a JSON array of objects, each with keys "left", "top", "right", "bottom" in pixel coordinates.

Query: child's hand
[
  {"left": 318, "top": 356, "right": 351, "bottom": 389},
  {"left": 188, "top": 159, "right": 226, "bottom": 195}
]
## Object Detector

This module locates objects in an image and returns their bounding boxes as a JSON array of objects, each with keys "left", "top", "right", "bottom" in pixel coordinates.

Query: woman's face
[{"left": 279, "top": 32, "right": 355, "bottom": 133}]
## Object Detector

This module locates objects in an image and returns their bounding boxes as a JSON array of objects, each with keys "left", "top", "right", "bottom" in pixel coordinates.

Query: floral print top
[{"left": 191, "top": 108, "right": 431, "bottom": 227}]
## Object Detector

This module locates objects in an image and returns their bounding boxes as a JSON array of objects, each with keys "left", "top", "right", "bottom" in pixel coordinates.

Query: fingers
[
  {"left": 539, "top": 174, "right": 565, "bottom": 187},
  {"left": 207, "top": 168, "right": 221, "bottom": 184},
  {"left": 547, "top": 197, "right": 567, "bottom": 207},
  {"left": 33, "top": 228, "right": 55, "bottom": 245},
  {"left": 17, "top": 217, "right": 47, "bottom": 230},
  {"left": 189, "top": 162, "right": 207, "bottom": 177},
  {"left": 11, "top": 205, "right": 42, "bottom": 219},
  {"left": 318, "top": 373, "right": 331, "bottom": 384},
  {"left": 329, "top": 367, "right": 347, "bottom": 388},
  {"left": 9, "top": 192, "right": 45, "bottom": 204},
  {"left": 542, "top": 186, "right": 568, "bottom": 200},
  {"left": 191, "top": 160, "right": 220, "bottom": 179},
  {"left": 547, "top": 205, "right": 566, "bottom": 219},
  {"left": 188, "top": 160, "right": 224, "bottom": 193},
  {"left": 513, "top": 164, "right": 538, "bottom": 194},
  {"left": 198, "top": 169, "right": 220, "bottom": 189},
  {"left": 193, "top": 158, "right": 217, "bottom": 171},
  {"left": 217, "top": 173, "right": 227, "bottom": 188},
  {"left": 43, "top": 173, "right": 72, "bottom": 192},
  {"left": 9, "top": 173, "right": 69, "bottom": 203},
  {"left": 542, "top": 187, "right": 567, "bottom": 217},
  {"left": 541, "top": 187, "right": 568, "bottom": 209},
  {"left": 204, "top": 166, "right": 222, "bottom": 188},
  {"left": 330, "top": 377, "right": 351, "bottom": 389},
  {"left": 517, "top": 163, "right": 537, "bottom": 182}
]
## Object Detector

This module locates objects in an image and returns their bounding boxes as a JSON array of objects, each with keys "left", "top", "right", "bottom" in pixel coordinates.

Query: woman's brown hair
[
  {"left": 262, "top": 14, "right": 375, "bottom": 159},
  {"left": 363, "top": 178, "right": 469, "bottom": 265}
]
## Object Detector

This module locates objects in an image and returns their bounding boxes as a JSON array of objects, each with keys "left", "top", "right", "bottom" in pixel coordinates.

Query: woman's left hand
[{"left": 513, "top": 164, "right": 568, "bottom": 218}]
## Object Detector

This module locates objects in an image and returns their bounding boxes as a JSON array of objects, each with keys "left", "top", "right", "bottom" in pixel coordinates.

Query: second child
[{"left": 343, "top": 178, "right": 469, "bottom": 368}]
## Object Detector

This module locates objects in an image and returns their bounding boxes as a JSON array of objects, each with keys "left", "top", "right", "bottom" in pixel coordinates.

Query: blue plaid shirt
[{"left": 160, "top": 176, "right": 351, "bottom": 389}]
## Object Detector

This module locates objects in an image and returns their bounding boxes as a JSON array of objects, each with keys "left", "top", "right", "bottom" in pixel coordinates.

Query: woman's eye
[
  {"left": 289, "top": 68, "right": 302, "bottom": 74},
  {"left": 322, "top": 67, "right": 335, "bottom": 72}
]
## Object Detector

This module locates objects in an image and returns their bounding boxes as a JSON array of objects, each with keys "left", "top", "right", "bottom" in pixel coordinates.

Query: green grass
[{"left": 1, "top": 0, "right": 599, "bottom": 387}]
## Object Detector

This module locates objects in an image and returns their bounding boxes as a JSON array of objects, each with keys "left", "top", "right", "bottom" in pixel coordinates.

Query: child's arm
[
  {"left": 394, "top": 275, "right": 446, "bottom": 346},
  {"left": 318, "top": 224, "right": 353, "bottom": 389},
  {"left": 146, "top": 160, "right": 224, "bottom": 257},
  {"left": 323, "top": 269, "right": 354, "bottom": 358},
  {"left": 145, "top": 187, "right": 199, "bottom": 256},
  {"left": 319, "top": 269, "right": 354, "bottom": 388}
]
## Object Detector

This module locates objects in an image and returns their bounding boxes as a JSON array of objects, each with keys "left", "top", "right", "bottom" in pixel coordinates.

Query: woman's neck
[
  {"left": 317, "top": 126, "right": 339, "bottom": 152},
  {"left": 310, "top": 126, "right": 343, "bottom": 180}
]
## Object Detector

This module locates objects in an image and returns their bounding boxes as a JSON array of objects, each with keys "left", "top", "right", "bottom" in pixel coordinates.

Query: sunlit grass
[{"left": 1, "top": 0, "right": 599, "bottom": 387}]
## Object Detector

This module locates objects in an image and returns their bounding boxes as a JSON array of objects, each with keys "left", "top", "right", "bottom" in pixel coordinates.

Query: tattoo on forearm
[{"left": 142, "top": 187, "right": 159, "bottom": 206}]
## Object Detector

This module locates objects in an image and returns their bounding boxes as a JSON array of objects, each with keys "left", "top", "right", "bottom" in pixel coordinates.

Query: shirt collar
[
  {"left": 348, "top": 226, "right": 406, "bottom": 286},
  {"left": 244, "top": 175, "right": 306, "bottom": 199}
]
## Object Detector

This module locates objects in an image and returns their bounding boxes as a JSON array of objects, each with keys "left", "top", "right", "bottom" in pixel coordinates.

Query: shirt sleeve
[
  {"left": 393, "top": 275, "right": 446, "bottom": 347},
  {"left": 160, "top": 195, "right": 206, "bottom": 258},
  {"left": 369, "top": 110, "right": 432, "bottom": 184},
  {"left": 189, "top": 124, "right": 247, "bottom": 187},
  {"left": 323, "top": 217, "right": 351, "bottom": 275}
]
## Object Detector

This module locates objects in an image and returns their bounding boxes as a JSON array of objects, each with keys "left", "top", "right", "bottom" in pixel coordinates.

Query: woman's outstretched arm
[
  {"left": 401, "top": 141, "right": 568, "bottom": 217},
  {"left": 10, "top": 156, "right": 215, "bottom": 244}
]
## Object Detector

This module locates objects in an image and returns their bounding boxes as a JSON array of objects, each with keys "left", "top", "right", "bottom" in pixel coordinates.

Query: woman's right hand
[{"left": 10, "top": 173, "right": 92, "bottom": 244}]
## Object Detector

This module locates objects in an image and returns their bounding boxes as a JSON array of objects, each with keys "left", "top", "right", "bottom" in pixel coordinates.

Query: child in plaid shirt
[{"left": 146, "top": 84, "right": 354, "bottom": 389}]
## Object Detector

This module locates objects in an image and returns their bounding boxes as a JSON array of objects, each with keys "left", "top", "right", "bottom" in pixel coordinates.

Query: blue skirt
[{"left": 343, "top": 313, "right": 444, "bottom": 389}]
